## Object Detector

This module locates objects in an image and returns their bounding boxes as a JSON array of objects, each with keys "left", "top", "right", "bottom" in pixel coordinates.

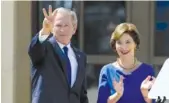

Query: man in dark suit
[{"left": 29, "top": 5, "right": 89, "bottom": 103}]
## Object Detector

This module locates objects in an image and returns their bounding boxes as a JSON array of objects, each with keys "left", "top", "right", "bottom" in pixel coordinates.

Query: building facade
[{"left": 1, "top": 1, "right": 169, "bottom": 103}]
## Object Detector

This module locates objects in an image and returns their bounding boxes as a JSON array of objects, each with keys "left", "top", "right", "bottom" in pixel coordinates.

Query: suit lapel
[
  {"left": 71, "top": 45, "right": 82, "bottom": 88},
  {"left": 48, "top": 36, "right": 69, "bottom": 87}
]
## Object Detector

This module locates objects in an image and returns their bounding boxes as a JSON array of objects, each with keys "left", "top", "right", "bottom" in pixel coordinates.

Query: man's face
[{"left": 52, "top": 12, "right": 76, "bottom": 42}]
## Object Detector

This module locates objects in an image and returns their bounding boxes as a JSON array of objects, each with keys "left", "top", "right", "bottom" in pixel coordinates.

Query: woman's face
[{"left": 115, "top": 33, "right": 136, "bottom": 58}]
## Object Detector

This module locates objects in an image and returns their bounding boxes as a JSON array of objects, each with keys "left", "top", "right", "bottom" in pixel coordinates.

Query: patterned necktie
[{"left": 63, "top": 46, "right": 71, "bottom": 86}]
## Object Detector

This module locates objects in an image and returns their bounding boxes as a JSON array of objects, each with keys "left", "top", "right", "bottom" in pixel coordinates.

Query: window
[
  {"left": 154, "top": 1, "right": 169, "bottom": 56},
  {"left": 83, "top": 1, "right": 126, "bottom": 55}
]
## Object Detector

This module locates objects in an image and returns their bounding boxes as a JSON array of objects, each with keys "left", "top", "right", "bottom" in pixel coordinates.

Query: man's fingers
[
  {"left": 52, "top": 9, "right": 57, "bottom": 18},
  {"left": 48, "top": 5, "right": 52, "bottom": 16},
  {"left": 43, "top": 8, "right": 49, "bottom": 19}
]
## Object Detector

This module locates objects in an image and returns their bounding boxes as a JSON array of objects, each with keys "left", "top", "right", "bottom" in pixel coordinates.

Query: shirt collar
[{"left": 56, "top": 40, "right": 71, "bottom": 50}]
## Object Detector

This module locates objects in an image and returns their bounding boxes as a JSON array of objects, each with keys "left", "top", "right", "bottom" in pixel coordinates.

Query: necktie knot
[{"left": 63, "top": 46, "right": 68, "bottom": 55}]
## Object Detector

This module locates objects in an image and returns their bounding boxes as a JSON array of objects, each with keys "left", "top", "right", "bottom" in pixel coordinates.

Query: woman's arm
[
  {"left": 97, "top": 66, "right": 124, "bottom": 103},
  {"left": 107, "top": 92, "right": 122, "bottom": 103},
  {"left": 97, "top": 66, "right": 111, "bottom": 103},
  {"left": 107, "top": 76, "right": 124, "bottom": 103},
  {"left": 141, "top": 65, "right": 156, "bottom": 103}
]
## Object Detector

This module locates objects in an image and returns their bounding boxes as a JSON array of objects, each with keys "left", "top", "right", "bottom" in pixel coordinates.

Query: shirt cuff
[{"left": 38, "top": 30, "right": 49, "bottom": 43}]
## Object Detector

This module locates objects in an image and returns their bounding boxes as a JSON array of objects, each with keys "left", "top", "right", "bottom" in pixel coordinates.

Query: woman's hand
[
  {"left": 140, "top": 75, "right": 155, "bottom": 103},
  {"left": 113, "top": 75, "right": 124, "bottom": 97}
]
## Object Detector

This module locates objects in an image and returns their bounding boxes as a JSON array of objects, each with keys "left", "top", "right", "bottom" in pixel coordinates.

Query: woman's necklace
[{"left": 117, "top": 58, "right": 138, "bottom": 71}]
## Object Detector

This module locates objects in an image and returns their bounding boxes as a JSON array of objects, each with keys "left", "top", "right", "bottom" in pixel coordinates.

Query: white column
[
  {"left": 13, "top": 1, "right": 31, "bottom": 103},
  {"left": 131, "top": 1, "right": 151, "bottom": 63},
  {"left": 1, "top": 1, "right": 31, "bottom": 103},
  {"left": 1, "top": 1, "right": 15, "bottom": 103}
]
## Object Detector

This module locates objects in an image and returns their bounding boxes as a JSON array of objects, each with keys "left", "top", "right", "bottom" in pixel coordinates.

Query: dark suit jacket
[{"left": 28, "top": 33, "right": 89, "bottom": 103}]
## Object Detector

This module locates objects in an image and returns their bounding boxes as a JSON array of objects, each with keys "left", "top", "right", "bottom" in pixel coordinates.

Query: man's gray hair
[{"left": 56, "top": 7, "right": 78, "bottom": 25}]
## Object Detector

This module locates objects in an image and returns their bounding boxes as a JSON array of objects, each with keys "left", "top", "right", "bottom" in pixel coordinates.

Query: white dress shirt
[{"left": 38, "top": 32, "right": 78, "bottom": 87}]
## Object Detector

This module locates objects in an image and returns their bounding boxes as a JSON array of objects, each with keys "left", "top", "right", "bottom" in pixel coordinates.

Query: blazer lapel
[
  {"left": 48, "top": 36, "right": 69, "bottom": 87},
  {"left": 71, "top": 45, "right": 82, "bottom": 88}
]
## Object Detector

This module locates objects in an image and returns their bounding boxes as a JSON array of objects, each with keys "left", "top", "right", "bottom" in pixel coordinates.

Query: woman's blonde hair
[{"left": 110, "top": 23, "right": 140, "bottom": 51}]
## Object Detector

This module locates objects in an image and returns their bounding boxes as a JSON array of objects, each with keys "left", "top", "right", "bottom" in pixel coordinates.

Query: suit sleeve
[
  {"left": 28, "top": 33, "right": 51, "bottom": 66},
  {"left": 80, "top": 54, "right": 89, "bottom": 103},
  {"left": 97, "top": 66, "right": 111, "bottom": 103}
]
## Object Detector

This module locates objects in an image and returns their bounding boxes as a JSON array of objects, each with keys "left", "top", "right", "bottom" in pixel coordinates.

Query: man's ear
[{"left": 72, "top": 24, "right": 77, "bottom": 35}]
